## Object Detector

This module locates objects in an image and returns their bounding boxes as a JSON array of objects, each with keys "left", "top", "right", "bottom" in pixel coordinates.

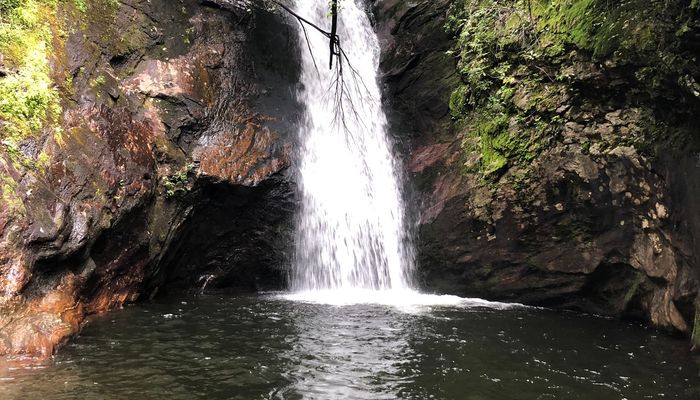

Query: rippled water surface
[{"left": 1, "top": 294, "right": 698, "bottom": 399}]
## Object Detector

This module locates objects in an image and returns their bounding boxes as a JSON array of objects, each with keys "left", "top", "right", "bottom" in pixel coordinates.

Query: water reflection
[
  {"left": 0, "top": 294, "right": 698, "bottom": 400},
  {"left": 279, "top": 302, "right": 414, "bottom": 399},
  {"left": 398, "top": 309, "right": 700, "bottom": 400}
]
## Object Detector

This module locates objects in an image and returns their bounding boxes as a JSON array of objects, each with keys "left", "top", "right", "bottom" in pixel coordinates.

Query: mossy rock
[
  {"left": 446, "top": 0, "right": 699, "bottom": 180},
  {"left": 693, "top": 307, "right": 700, "bottom": 351}
]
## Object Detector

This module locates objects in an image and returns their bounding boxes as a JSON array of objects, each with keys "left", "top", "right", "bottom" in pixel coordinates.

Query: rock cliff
[
  {"left": 374, "top": 0, "right": 700, "bottom": 348},
  {"left": 0, "top": 0, "right": 299, "bottom": 356},
  {"left": 2, "top": 0, "right": 700, "bottom": 357}
]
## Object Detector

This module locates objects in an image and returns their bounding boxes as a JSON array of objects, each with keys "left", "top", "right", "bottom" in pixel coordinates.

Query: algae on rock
[{"left": 446, "top": 0, "right": 700, "bottom": 179}]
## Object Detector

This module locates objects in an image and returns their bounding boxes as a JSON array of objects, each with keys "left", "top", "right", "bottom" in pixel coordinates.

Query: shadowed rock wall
[{"left": 374, "top": 0, "right": 700, "bottom": 348}]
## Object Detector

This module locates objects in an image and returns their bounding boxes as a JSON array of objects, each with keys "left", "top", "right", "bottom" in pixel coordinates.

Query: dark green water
[{"left": 1, "top": 294, "right": 698, "bottom": 400}]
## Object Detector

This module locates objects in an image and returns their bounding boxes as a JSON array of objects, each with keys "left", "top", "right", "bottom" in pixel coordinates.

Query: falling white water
[{"left": 289, "top": 0, "right": 415, "bottom": 295}]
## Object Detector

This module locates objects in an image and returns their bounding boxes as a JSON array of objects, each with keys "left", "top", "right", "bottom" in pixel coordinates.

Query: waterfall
[{"left": 289, "top": 0, "right": 415, "bottom": 294}]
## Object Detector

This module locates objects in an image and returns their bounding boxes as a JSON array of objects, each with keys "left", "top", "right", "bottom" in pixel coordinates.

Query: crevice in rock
[
  {"left": 151, "top": 173, "right": 296, "bottom": 294},
  {"left": 578, "top": 262, "right": 651, "bottom": 315}
]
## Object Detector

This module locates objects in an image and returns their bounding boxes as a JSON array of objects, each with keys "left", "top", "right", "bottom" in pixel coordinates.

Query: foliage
[
  {"left": 73, "top": 0, "right": 84, "bottom": 12},
  {"left": 0, "top": 174, "right": 25, "bottom": 215},
  {"left": 533, "top": 0, "right": 660, "bottom": 59},
  {"left": 162, "top": 163, "right": 196, "bottom": 198},
  {"left": 0, "top": 0, "right": 121, "bottom": 161},
  {"left": 0, "top": 0, "right": 61, "bottom": 151},
  {"left": 0, "top": 0, "right": 23, "bottom": 13},
  {"left": 447, "top": 0, "right": 548, "bottom": 178},
  {"left": 476, "top": 113, "right": 509, "bottom": 176},
  {"left": 89, "top": 74, "right": 106, "bottom": 88}
]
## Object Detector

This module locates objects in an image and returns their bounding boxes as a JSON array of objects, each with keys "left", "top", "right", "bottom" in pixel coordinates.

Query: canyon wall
[
  {"left": 374, "top": 0, "right": 700, "bottom": 348},
  {"left": 0, "top": 0, "right": 299, "bottom": 356},
  {"left": 1, "top": 0, "right": 700, "bottom": 357}
]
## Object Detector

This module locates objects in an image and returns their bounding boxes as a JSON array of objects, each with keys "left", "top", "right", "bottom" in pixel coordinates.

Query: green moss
[
  {"left": 0, "top": 174, "right": 25, "bottom": 215},
  {"left": 448, "top": 1, "right": 547, "bottom": 178},
  {"left": 532, "top": 0, "right": 681, "bottom": 60},
  {"left": 449, "top": 85, "right": 470, "bottom": 119},
  {"left": 35, "top": 150, "right": 50, "bottom": 170},
  {"left": 692, "top": 307, "right": 700, "bottom": 351},
  {"left": 182, "top": 26, "right": 195, "bottom": 45},
  {"left": 88, "top": 74, "right": 106, "bottom": 88},
  {"left": 115, "top": 25, "right": 150, "bottom": 56},
  {"left": 0, "top": 42, "right": 61, "bottom": 140},
  {"left": 161, "top": 163, "right": 196, "bottom": 198},
  {"left": 446, "top": 0, "right": 697, "bottom": 178},
  {"left": 72, "top": 0, "right": 84, "bottom": 12},
  {"left": 457, "top": 81, "right": 548, "bottom": 177},
  {"left": 480, "top": 136, "right": 508, "bottom": 176},
  {"left": 475, "top": 113, "right": 509, "bottom": 176},
  {"left": 0, "top": 0, "right": 62, "bottom": 149},
  {"left": 0, "top": 0, "right": 23, "bottom": 12}
]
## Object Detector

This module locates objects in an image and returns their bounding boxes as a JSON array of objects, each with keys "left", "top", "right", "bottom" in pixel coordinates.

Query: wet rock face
[
  {"left": 157, "top": 173, "right": 295, "bottom": 292},
  {"left": 372, "top": 0, "right": 456, "bottom": 150},
  {"left": 375, "top": 0, "right": 700, "bottom": 342},
  {"left": 0, "top": 0, "right": 300, "bottom": 356}
]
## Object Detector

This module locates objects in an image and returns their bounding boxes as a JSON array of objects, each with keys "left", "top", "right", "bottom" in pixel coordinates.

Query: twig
[
  {"left": 258, "top": 0, "right": 377, "bottom": 145},
  {"left": 268, "top": 0, "right": 341, "bottom": 70},
  {"left": 329, "top": 0, "right": 340, "bottom": 68}
]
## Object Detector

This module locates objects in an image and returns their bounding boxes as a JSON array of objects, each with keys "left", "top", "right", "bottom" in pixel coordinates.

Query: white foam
[{"left": 278, "top": 289, "right": 525, "bottom": 311}]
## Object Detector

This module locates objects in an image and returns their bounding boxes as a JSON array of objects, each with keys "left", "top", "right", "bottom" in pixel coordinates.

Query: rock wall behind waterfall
[
  {"left": 0, "top": 0, "right": 299, "bottom": 357},
  {"left": 374, "top": 0, "right": 700, "bottom": 348}
]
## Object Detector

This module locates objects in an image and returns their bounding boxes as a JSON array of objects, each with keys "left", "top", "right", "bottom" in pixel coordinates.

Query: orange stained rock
[
  {"left": 198, "top": 113, "right": 291, "bottom": 186},
  {"left": 408, "top": 143, "right": 450, "bottom": 173}
]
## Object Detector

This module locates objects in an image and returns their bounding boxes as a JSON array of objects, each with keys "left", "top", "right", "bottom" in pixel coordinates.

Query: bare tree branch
[
  {"left": 264, "top": 0, "right": 341, "bottom": 70},
  {"left": 329, "top": 0, "right": 339, "bottom": 69},
  {"left": 252, "top": 0, "right": 377, "bottom": 145}
]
